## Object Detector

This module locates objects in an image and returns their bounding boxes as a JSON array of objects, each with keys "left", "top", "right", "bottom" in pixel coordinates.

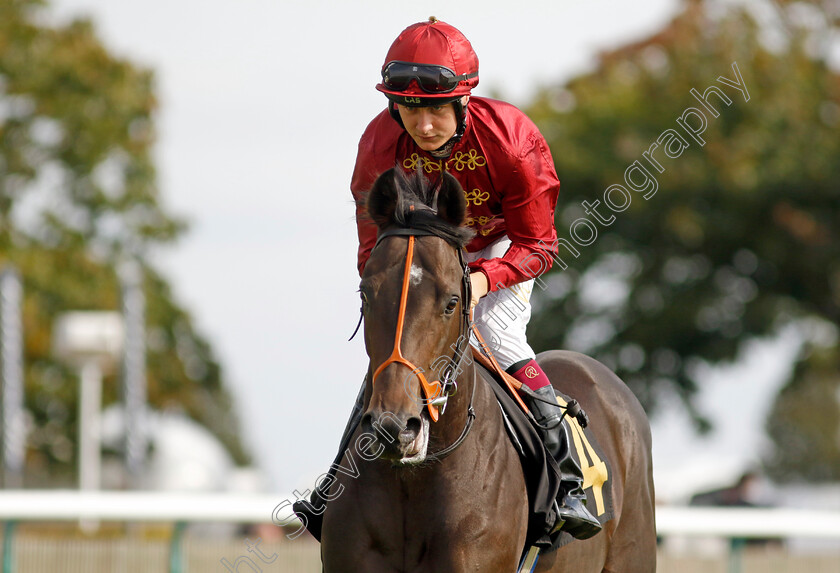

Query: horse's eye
[
  {"left": 359, "top": 290, "right": 369, "bottom": 307},
  {"left": 444, "top": 296, "right": 459, "bottom": 315}
]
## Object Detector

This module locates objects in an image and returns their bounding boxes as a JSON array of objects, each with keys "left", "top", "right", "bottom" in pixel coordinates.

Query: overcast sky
[{"left": 46, "top": 0, "right": 799, "bottom": 500}]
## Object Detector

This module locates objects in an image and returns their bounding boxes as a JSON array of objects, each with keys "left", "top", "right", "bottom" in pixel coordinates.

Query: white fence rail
[
  {"left": 655, "top": 505, "right": 840, "bottom": 539},
  {"left": 1, "top": 491, "right": 839, "bottom": 573},
  {"left": 0, "top": 490, "right": 840, "bottom": 540},
  {"left": 0, "top": 491, "right": 280, "bottom": 524},
  {"left": 1, "top": 491, "right": 839, "bottom": 539}
]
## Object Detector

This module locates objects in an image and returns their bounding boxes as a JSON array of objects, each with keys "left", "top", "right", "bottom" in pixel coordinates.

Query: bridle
[
  {"left": 370, "top": 226, "right": 473, "bottom": 424},
  {"left": 365, "top": 224, "right": 476, "bottom": 462}
]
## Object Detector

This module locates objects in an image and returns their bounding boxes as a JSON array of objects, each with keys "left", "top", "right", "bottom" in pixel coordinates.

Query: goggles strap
[{"left": 383, "top": 61, "right": 477, "bottom": 94}]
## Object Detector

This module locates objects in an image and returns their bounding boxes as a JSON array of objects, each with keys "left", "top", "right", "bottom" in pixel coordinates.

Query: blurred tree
[
  {"left": 525, "top": 0, "right": 840, "bottom": 479},
  {"left": 0, "top": 0, "right": 249, "bottom": 485},
  {"left": 765, "top": 344, "right": 840, "bottom": 482}
]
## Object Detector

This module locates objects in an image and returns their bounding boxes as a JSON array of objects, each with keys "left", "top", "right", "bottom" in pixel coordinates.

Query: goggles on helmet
[{"left": 382, "top": 61, "right": 478, "bottom": 94}]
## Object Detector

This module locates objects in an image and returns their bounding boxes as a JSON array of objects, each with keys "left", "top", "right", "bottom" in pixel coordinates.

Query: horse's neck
[{"left": 426, "top": 360, "right": 500, "bottom": 463}]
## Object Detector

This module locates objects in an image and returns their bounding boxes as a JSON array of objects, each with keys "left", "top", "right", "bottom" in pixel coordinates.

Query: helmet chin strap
[{"left": 428, "top": 140, "right": 456, "bottom": 159}]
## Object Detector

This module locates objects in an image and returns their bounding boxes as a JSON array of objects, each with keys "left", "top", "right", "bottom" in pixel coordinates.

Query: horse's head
[{"left": 359, "top": 167, "right": 474, "bottom": 464}]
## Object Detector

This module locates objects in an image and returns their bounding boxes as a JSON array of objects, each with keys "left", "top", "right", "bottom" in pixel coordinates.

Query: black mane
[{"left": 366, "top": 167, "right": 475, "bottom": 249}]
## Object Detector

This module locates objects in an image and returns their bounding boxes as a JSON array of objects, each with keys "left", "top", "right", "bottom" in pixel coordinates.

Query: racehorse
[{"left": 320, "top": 168, "right": 656, "bottom": 572}]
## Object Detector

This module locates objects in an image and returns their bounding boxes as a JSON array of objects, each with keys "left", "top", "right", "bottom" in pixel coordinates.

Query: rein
[
  {"left": 369, "top": 224, "right": 475, "bottom": 457},
  {"left": 425, "top": 372, "right": 476, "bottom": 462}
]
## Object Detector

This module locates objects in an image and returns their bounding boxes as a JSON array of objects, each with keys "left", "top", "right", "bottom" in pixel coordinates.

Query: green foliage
[
  {"left": 765, "top": 345, "right": 840, "bottom": 482},
  {"left": 525, "top": 0, "right": 840, "bottom": 474},
  {"left": 0, "top": 0, "right": 249, "bottom": 483},
  {"left": 0, "top": 0, "right": 182, "bottom": 254}
]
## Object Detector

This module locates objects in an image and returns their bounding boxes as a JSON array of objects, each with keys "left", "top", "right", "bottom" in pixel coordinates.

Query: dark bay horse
[{"left": 320, "top": 168, "right": 656, "bottom": 572}]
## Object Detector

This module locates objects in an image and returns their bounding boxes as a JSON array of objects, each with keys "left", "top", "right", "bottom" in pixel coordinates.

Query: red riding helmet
[{"left": 376, "top": 17, "right": 479, "bottom": 106}]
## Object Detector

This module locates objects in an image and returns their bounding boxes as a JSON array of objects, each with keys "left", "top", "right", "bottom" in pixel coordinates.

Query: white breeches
[{"left": 466, "top": 236, "right": 537, "bottom": 370}]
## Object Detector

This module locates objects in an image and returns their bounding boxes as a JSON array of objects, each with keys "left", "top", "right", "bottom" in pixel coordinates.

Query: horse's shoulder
[{"left": 472, "top": 362, "right": 510, "bottom": 415}]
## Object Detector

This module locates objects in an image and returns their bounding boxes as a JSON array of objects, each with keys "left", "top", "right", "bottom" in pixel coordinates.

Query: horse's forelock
[
  {"left": 388, "top": 169, "right": 474, "bottom": 249},
  {"left": 391, "top": 169, "right": 437, "bottom": 220}
]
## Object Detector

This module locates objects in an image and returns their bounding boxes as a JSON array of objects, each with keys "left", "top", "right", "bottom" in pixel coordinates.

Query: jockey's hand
[{"left": 469, "top": 271, "right": 489, "bottom": 309}]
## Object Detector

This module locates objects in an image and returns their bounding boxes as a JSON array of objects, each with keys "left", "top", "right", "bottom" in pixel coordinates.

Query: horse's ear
[
  {"left": 435, "top": 171, "right": 468, "bottom": 227},
  {"left": 367, "top": 168, "right": 399, "bottom": 229}
]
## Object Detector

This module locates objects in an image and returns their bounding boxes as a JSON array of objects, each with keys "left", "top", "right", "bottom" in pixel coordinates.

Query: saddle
[{"left": 471, "top": 350, "right": 615, "bottom": 553}]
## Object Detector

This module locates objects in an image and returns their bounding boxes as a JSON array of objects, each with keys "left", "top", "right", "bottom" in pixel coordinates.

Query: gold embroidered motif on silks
[
  {"left": 402, "top": 149, "right": 487, "bottom": 173},
  {"left": 403, "top": 154, "right": 444, "bottom": 173},
  {"left": 464, "top": 189, "right": 490, "bottom": 207},
  {"left": 449, "top": 149, "right": 486, "bottom": 171},
  {"left": 465, "top": 215, "right": 497, "bottom": 228}
]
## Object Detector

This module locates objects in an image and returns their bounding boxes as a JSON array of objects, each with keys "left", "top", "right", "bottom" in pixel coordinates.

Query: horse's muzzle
[{"left": 361, "top": 409, "right": 428, "bottom": 464}]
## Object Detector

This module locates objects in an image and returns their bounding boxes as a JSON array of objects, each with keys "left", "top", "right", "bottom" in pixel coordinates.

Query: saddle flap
[{"left": 474, "top": 359, "right": 616, "bottom": 553}]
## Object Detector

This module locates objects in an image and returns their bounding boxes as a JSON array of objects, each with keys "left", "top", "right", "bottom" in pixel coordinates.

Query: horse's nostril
[
  {"left": 361, "top": 413, "right": 374, "bottom": 435},
  {"left": 401, "top": 416, "right": 422, "bottom": 442},
  {"left": 405, "top": 416, "right": 421, "bottom": 434}
]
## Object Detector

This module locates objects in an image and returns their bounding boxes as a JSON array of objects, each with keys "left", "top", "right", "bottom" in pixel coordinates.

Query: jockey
[{"left": 296, "top": 17, "right": 601, "bottom": 541}]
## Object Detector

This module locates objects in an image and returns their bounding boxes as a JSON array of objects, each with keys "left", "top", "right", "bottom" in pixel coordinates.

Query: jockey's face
[{"left": 397, "top": 102, "right": 458, "bottom": 151}]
